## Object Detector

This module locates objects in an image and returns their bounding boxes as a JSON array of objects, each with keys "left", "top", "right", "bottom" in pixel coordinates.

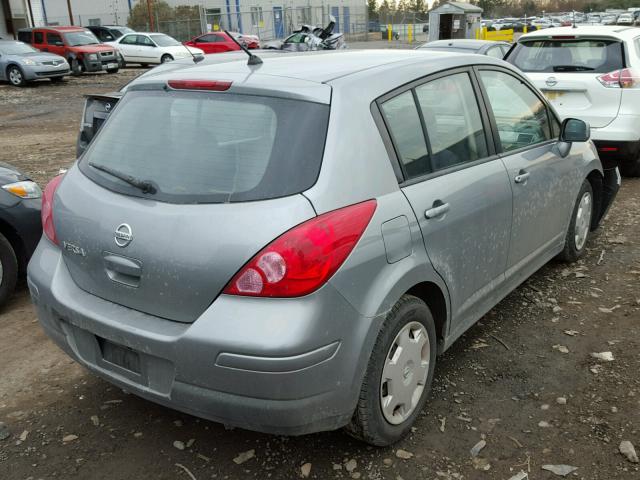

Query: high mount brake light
[
  {"left": 41, "top": 175, "right": 64, "bottom": 245},
  {"left": 597, "top": 68, "right": 640, "bottom": 89},
  {"left": 223, "top": 200, "right": 377, "bottom": 298},
  {"left": 167, "top": 80, "right": 232, "bottom": 91}
]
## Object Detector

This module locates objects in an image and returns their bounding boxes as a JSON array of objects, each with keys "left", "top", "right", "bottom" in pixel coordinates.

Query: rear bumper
[
  {"left": 593, "top": 140, "right": 640, "bottom": 168},
  {"left": 82, "top": 58, "right": 118, "bottom": 72},
  {"left": 591, "top": 114, "right": 640, "bottom": 143},
  {"left": 27, "top": 239, "right": 381, "bottom": 435}
]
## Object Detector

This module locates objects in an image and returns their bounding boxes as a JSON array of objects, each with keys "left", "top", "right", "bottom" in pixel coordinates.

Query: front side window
[
  {"left": 196, "top": 34, "right": 217, "bottom": 43},
  {"left": 381, "top": 91, "right": 430, "bottom": 179},
  {"left": 415, "top": 72, "right": 488, "bottom": 171},
  {"left": 138, "top": 35, "right": 155, "bottom": 47},
  {"left": 46, "top": 33, "right": 62, "bottom": 45},
  {"left": 479, "top": 70, "right": 552, "bottom": 152}
]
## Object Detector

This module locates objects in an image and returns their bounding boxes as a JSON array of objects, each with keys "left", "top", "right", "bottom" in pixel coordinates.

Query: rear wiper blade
[
  {"left": 89, "top": 162, "right": 157, "bottom": 194},
  {"left": 553, "top": 65, "right": 595, "bottom": 72}
]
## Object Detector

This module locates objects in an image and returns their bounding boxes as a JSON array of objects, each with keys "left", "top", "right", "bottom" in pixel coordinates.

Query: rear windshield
[
  {"left": 509, "top": 39, "right": 624, "bottom": 73},
  {"left": 79, "top": 90, "right": 329, "bottom": 204}
]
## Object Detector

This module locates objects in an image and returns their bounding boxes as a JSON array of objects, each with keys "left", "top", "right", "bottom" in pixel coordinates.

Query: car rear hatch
[
  {"left": 54, "top": 79, "right": 331, "bottom": 323},
  {"left": 507, "top": 35, "right": 626, "bottom": 128}
]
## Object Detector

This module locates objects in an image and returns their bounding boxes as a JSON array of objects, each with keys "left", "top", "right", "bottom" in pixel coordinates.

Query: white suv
[{"left": 506, "top": 26, "right": 640, "bottom": 176}]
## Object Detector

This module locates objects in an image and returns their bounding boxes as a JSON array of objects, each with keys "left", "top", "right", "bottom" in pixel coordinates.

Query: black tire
[
  {"left": 140, "top": 63, "right": 149, "bottom": 68},
  {"left": 0, "top": 232, "right": 18, "bottom": 309},
  {"left": 50, "top": 76, "right": 64, "bottom": 83},
  {"left": 106, "top": 68, "right": 119, "bottom": 74},
  {"left": 160, "top": 54, "right": 173, "bottom": 64},
  {"left": 7, "top": 65, "right": 26, "bottom": 87},
  {"left": 70, "top": 58, "right": 82, "bottom": 76},
  {"left": 345, "top": 295, "right": 437, "bottom": 446},
  {"left": 558, "top": 180, "right": 594, "bottom": 262}
]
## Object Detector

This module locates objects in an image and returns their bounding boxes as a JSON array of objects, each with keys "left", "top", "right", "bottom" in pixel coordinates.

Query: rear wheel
[
  {"left": 345, "top": 295, "right": 436, "bottom": 446},
  {"left": 558, "top": 180, "right": 594, "bottom": 262},
  {"left": 7, "top": 65, "right": 26, "bottom": 87},
  {"left": 160, "top": 54, "right": 173, "bottom": 64},
  {"left": 0, "top": 232, "right": 18, "bottom": 309}
]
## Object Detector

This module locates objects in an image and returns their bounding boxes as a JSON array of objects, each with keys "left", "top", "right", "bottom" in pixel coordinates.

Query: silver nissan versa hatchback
[{"left": 28, "top": 50, "right": 618, "bottom": 446}]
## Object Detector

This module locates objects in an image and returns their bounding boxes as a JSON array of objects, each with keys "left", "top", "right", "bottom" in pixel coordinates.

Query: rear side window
[
  {"left": 479, "top": 70, "right": 552, "bottom": 152},
  {"left": 18, "top": 31, "right": 32, "bottom": 43},
  {"left": 509, "top": 39, "right": 624, "bottom": 73},
  {"left": 79, "top": 90, "right": 329, "bottom": 204},
  {"left": 381, "top": 91, "right": 430, "bottom": 179},
  {"left": 34, "top": 31, "right": 44, "bottom": 44}
]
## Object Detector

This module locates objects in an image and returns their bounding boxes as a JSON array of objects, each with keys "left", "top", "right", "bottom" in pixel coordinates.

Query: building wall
[
  {"left": 0, "top": 3, "right": 8, "bottom": 38},
  {"left": 37, "top": 0, "right": 132, "bottom": 26}
]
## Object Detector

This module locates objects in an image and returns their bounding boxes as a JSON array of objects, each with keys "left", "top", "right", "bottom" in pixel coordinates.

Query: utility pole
[
  {"left": 66, "top": 0, "right": 74, "bottom": 25},
  {"left": 147, "top": 0, "right": 155, "bottom": 31}
]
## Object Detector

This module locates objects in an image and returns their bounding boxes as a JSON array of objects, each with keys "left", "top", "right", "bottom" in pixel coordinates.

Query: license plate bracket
[{"left": 98, "top": 337, "right": 141, "bottom": 374}]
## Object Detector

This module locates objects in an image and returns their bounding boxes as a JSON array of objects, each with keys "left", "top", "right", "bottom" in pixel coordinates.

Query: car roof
[
  {"left": 520, "top": 25, "right": 640, "bottom": 41},
  {"left": 129, "top": 49, "right": 509, "bottom": 105},
  {"left": 38, "top": 26, "right": 87, "bottom": 32}
]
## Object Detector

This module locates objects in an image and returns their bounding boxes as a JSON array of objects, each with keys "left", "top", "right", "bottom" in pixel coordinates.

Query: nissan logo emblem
[
  {"left": 114, "top": 223, "right": 133, "bottom": 247},
  {"left": 546, "top": 77, "right": 558, "bottom": 87}
]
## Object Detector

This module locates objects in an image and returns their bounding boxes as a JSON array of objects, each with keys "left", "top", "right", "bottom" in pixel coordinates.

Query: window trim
[
  {"left": 473, "top": 65, "right": 560, "bottom": 157},
  {"left": 373, "top": 66, "right": 497, "bottom": 186}
]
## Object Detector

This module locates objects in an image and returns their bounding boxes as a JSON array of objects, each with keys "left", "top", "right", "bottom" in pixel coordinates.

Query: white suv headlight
[{"left": 2, "top": 181, "right": 42, "bottom": 199}]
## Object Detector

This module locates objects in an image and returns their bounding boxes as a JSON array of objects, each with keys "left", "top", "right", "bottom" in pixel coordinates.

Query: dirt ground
[{"left": 0, "top": 70, "right": 639, "bottom": 480}]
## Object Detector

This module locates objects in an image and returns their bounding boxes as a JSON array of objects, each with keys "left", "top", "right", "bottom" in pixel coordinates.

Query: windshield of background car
[
  {"left": 150, "top": 34, "right": 181, "bottom": 47},
  {"left": 64, "top": 31, "right": 100, "bottom": 46},
  {"left": 509, "top": 39, "right": 624, "bottom": 73},
  {"left": 0, "top": 42, "right": 38, "bottom": 54},
  {"left": 79, "top": 90, "right": 330, "bottom": 204}
]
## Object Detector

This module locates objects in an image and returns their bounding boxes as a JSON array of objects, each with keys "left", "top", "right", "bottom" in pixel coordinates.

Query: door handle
[
  {"left": 514, "top": 171, "right": 530, "bottom": 184},
  {"left": 425, "top": 202, "right": 450, "bottom": 219}
]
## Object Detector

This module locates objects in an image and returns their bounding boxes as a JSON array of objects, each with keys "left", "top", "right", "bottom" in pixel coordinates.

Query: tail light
[
  {"left": 597, "top": 68, "right": 640, "bottom": 89},
  {"left": 223, "top": 200, "right": 377, "bottom": 298},
  {"left": 41, "top": 175, "right": 64, "bottom": 245}
]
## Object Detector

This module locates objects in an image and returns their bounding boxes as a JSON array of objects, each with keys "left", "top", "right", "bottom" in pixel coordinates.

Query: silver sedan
[{"left": 0, "top": 40, "right": 69, "bottom": 87}]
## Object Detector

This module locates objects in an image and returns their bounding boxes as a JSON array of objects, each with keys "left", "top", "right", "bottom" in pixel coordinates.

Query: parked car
[
  {"left": 616, "top": 13, "right": 634, "bottom": 25},
  {"left": 505, "top": 26, "right": 640, "bottom": 176},
  {"left": 86, "top": 25, "right": 135, "bottom": 43},
  {"left": 183, "top": 32, "right": 241, "bottom": 54},
  {"left": 0, "top": 40, "right": 69, "bottom": 86},
  {"left": 107, "top": 32, "right": 204, "bottom": 66},
  {"left": 601, "top": 14, "right": 618, "bottom": 25},
  {"left": 29, "top": 50, "right": 618, "bottom": 446},
  {"left": 228, "top": 31, "right": 260, "bottom": 49},
  {"left": 266, "top": 17, "right": 345, "bottom": 51},
  {"left": 0, "top": 162, "right": 42, "bottom": 308},
  {"left": 417, "top": 39, "right": 511, "bottom": 59},
  {"left": 17, "top": 27, "right": 118, "bottom": 75}
]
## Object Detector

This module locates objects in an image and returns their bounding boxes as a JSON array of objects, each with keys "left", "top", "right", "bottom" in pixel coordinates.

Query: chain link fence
[{"left": 375, "top": 12, "right": 430, "bottom": 44}]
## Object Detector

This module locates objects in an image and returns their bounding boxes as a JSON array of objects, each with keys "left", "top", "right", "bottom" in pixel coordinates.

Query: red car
[
  {"left": 17, "top": 26, "right": 119, "bottom": 75},
  {"left": 184, "top": 31, "right": 259, "bottom": 54}
]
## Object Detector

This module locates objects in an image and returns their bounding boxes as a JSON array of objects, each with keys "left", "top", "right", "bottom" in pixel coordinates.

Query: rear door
[
  {"left": 116, "top": 34, "right": 140, "bottom": 61},
  {"left": 379, "top": 69, "right": 513, "bottom": 329},
  {"left": 506, "top": 37, "right": 625, "bottom": 128},
  {"left": 476, "top": 67, "right": 576, "bottom": 280}
]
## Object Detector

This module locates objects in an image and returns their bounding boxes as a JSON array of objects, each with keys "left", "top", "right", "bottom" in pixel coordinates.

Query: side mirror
[{"left": 560, "top": 118, "right": 590, "bottom": 143}]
